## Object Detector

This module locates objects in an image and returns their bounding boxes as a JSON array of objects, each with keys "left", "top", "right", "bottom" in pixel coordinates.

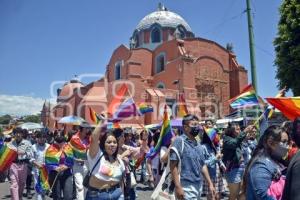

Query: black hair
[
  {"left": 54, "top": 130, "right": 65, "bottom": 143},
  {"left": 292, "top": 117, "right": 300, "bottom": 147},
  {"left": 201, "top": 131, "right": 217, "bottom": 154},
  {"left": 205, "top": 119, "right": 214, "bottom": 125},
  {"left": 13, "top": 127, "right": 23, "bottom": 135},
  {"left": 99, "top": 132, "right": 119, "bottom": 161},
  {"left": 113, "top": 128, "right": 123, "bottom": 139},
  {"left": 242, "top": 125, "right": 284, "bottom": 193},
  {"left": 182, "top": 114, "right": 199, "bottom": 126},
  {"left": 35, "top": 131, "right": 43, "bottom": 138}
]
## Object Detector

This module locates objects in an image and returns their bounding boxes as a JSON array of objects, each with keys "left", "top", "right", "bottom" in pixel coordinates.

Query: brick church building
[{"left": 41, "top": 4, "right": 248, "bottom": 128}]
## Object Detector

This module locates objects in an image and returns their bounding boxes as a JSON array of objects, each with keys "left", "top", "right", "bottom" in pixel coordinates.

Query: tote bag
[{"left": 151, "top": 138, "right": 184, "bottom": 200}]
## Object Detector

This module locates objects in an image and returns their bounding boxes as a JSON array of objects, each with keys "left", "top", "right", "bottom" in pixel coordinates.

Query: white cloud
[{"left": 0, "top": 94, "right": 53, "bottom": 116}]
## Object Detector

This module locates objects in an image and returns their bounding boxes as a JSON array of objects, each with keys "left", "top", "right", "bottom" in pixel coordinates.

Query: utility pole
[{"left": 246, "top": 0, "right": 258, "bottom": 92}]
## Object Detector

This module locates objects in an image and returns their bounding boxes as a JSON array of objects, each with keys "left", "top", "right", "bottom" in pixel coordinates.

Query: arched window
[
  {"left": 157, "top": 82, "right": 165, "bottom": 89},
  {"left": 151, "top": 27, "right": 161, "bottom": 43},
  {"left": 115, "top": 61, "right": 122, "bottom": 80},
  {"left": 155, "top": 53, "right": 166, "bottom": 73}
]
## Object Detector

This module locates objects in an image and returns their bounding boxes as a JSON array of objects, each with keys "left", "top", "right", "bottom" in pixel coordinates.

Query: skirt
[{"left": 203, "top": 164, "right": 224, "bottom": 194}]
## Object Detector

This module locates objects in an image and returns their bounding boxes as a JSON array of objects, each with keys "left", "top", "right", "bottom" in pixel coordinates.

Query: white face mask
[{"left": 272, "top": 142, "right": 289, "bottom": 160}]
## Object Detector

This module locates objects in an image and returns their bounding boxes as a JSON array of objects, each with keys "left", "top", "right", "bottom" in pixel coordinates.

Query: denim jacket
[
  {"left": 246, "top": 154, "right": 281, "bottom": 200},
  {"left": 203, "top": 144, "right": 218, "bottom": 179}
]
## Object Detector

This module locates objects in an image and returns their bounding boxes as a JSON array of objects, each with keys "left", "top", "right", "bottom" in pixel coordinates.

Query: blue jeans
[{"left": 86, "top": 187, "right": 123, "bottom": 200}]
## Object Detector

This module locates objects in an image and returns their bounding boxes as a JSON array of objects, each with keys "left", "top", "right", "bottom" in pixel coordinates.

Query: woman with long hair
[
  {"left": 202, "top": 129, "right": 224, "bottom": 200},
  {"left": 222, "top": 123, "right": 253, "bottom": 200},
  {"left": 86, "top": 122, "right": 125, "bottom": 200},
  {"left": 243, "top": 125, "right": 289, "bottom": 200}
]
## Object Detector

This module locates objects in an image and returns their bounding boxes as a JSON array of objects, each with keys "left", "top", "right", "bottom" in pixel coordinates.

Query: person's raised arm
[{"left": 89, "top": 117, "right": 105, "bottom": 159}]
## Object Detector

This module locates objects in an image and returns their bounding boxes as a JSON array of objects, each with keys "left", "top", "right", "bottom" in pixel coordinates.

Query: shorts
[{"left": 225, "top": 166, "right": 245, "bottom": 184}]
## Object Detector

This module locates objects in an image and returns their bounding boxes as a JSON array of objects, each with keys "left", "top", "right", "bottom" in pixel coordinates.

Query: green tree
[
  {"left": 274, "top": 0, "right": 300, "bottom": 95},
  {"left": 0, "top": 114, "right": 12, "bottom": 125},
  {"left": 23, "top": 114, "right": 41, "bottom": 123}
]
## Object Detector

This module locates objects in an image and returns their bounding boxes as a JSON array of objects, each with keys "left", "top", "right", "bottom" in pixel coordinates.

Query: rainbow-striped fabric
[
  {"left": 89, "top": 107, "right": 101, "bottom": 124},
  {"left": 146, "top": 105, "right": 173, "bottom": 159},
  {"left": 266, "top": 97, "right": 300, "bottom": 120},
  {"left": 178, "top": 93, "right": 188, "bottom": 117},
  {"left": 229, "top": 84, "right": 259, "bottom": 109},
  {"left": 204, "top": 128, "right": 220, "bottom": 145},
  {"left": 138, "top": 103, "right": 154, "bottom": 115},
  {"left": 45, "top": 144, "right": 74, "bottom": 168},
  {"left": 69, "top": 133, "right": 88, "bottom": 160},
  {"left": 35, "top": 165, "right": 50, "bottom": 194},
  {"left": 0, "top": 144, "right": 17, "bottom": 172}
]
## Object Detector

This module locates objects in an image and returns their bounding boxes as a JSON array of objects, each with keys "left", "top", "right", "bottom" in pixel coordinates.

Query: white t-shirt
[{"left": 87, "top": 149, "right": 125, "bottom": 182}]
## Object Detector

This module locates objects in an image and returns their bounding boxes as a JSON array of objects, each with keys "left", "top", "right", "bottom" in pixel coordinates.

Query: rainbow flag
[
  {"left": 69, "top": 134, "right": 87, "bottom": 160},
  {"left": 45, "top": 144, "right": 61, "bottom": 167},
  {"left": 229, "top": 84, "right": 259, "bottom": 109},
  {"left": 35, "top": 165, "right": 50, "bottom": 194},
  {"left": 63, "top": 144, "right": 74, "bottom": 166},
  {"left": 0, "top": 144, "right": 17, "bottom": 172},
  {"left": 266, "top": 97, "right": 300, "bottom": 120},
  {"left": 146, "top": 105, "right": 173, "bottom": 159},
  {"left": 138, "top": 103, "right": 153, "bottom": 115},
  {"left": 111, "top": 98, "right": 138, "bottom": 122},
  {"left": 178, "top": 93, "right": 188, "bottom": 117},
  {"left": 204, "top": 128, "right": 220, "bottom": 145},
  {"left": 89, "top": 107, "right": 102, "bottom": 124}
]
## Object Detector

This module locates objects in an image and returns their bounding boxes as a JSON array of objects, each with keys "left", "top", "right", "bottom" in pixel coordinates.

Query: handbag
[
  {"left": 151, "top": 138, "right": 184, "bottom": 200},
  {"left": 83, "top": 153, "right": 103, "bottom": 188}
]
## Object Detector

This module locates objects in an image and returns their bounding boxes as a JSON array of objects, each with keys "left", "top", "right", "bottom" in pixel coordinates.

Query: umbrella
[
  {"left": 58, "top": 115, "right": 86, "bottom": 125},
  {"left": 17, "top": 122, "right": 44, "bottom": 130}
]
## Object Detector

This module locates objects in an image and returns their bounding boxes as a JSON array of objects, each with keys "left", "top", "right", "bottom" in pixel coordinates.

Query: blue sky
[{"left": 0, "top": 0, "right": 283, "bottom": 115}]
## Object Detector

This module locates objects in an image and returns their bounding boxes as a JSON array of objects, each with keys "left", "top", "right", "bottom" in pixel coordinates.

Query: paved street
[
  {"left": 0, "top": 180, "right": 153, "bottom": 200},
  {"left": 0, "top": 179, "right": 229, "bottom": 200}
]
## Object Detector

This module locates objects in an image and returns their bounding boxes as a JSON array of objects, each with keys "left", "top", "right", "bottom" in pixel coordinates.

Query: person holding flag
[
  {"left": 31, "top": 131, "right": 50, "bottom": 200},
  {"left": 70, "top": 122, "right": 91, "bottom": 200},
  {"left": 46, "top": 131, "right": 74, "bottom": 200}
]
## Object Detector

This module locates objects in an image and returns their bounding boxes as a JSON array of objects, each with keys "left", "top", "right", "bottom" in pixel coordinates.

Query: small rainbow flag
[
  {"left": 0, "top": 144, "right": 17, "bottom": 172},
  {"left": 69, "top": 134, "right": 88, "bottom": 160},
  {"left": 204, "top": 128, "right": 220, "bottom": 145},
  {"left": 266, "top": 97, "right": 300, "bottom": 120},
  {"left": 89, "top": 107, "right": 101, "bottom": 124},
  {"left": 229, "top": 84, "right": 259, "bottom": 109},
  {"left": 138, "top": 103, "right": 153, "bottom": 115},
  {"left": 146, "top": 105, "right": 173, "bottom": 159},
  {"left": 35, "top": 165, "right": 50, "bottom": 194},
  {"left": 178, "top": 93, "right": 188, "bottom": 117}
]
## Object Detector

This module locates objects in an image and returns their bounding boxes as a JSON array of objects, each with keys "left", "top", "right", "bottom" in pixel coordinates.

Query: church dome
[{"left": 135, "top": 4, "right": 192, "bottom": 32}]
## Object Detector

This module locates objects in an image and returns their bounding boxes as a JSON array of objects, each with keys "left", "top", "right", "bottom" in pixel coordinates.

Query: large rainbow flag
[
  {"left": 0, "top": 144, "right": 17, "bottom": 172},
  {"left": 178, "top": 93, "right": 188, "bottom": 117},
  {"left": 266, "top": 97, "right": 300, "bottom": 120},
  {"left": 35, "top": 165, "right": 50, "bottom": 194},
  {"left": 229, "top": 84, "right": 259, "bottom": 109},
  {"left": 146, "top": 105, "right": 173, "bottom": 159},
  {"left": 69, "top": 133, "right": 88, "bottom": 160},
  {"left": 45, "top": 144, "right": 74, "bottom": 168}
]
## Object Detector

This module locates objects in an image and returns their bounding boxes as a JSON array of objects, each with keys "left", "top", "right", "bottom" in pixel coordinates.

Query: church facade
[{"left": 42, "top": 4, "right": 248, "bottom": 128}]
